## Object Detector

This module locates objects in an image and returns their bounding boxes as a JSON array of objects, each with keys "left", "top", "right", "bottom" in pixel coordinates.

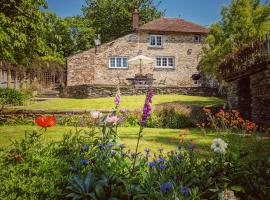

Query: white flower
[
  {"left": 211, "top": 138, "right": 228, "bottom": 153},
  {"left": 91, "top": 111, "right": 103, "bottom": 119}
]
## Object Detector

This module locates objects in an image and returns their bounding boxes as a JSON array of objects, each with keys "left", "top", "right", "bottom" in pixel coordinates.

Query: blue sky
[{"left": 46, "top": 0, "right": 231, "bottom": 26}]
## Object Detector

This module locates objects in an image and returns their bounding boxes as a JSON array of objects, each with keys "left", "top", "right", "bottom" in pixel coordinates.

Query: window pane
[
  {"left": 123, "top": 58, "right": 128, "bottom": 67},
  {"left": 110, "top": 58, "right": 115, "bottom": 67},
  {"left": 116, "top": 57, "right": 122, "bottom": 67},
  {"left": 162, "top": 58, "right": 167, "bottom": 66},
  {"left": 156, "top": 58, "right": 161, "bottom": 66},
  {"left": 150, "top": 36, "right": 156, "bottom": 45},
  {"left": 157, "top": 36, "right": 162, "bottom": 46},
  {"left": 168, "top": 58, "right": 174, "bottom": 67}
]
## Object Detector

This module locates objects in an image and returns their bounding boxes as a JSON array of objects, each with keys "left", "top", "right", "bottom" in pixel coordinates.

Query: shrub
[{"left": 0, "top": 88, "right": 28, "bottom": 108}]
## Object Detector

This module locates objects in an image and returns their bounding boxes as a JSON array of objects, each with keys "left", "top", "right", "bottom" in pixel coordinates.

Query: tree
[
  {"left": 82, "top": 0, "right": 164, "bottom": 43},
  {"left": 0, "top": 0, "right": 49, "bottom": 65},
  {"left": 200, "top": 0, "right": 270, "bottom": 79}
]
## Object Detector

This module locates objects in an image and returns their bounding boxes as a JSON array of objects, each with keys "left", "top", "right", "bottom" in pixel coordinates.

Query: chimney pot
[{"left": 132, "top": 9, "right": 139, "bottom": 31}]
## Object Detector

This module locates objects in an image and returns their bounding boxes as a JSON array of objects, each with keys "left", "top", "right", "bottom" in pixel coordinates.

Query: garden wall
[
  {"left": 227, "top": 68, "right": 270, "bottom": 127},
  {"left": 66, "top": 85, "right": 219, "bottom": 98}
]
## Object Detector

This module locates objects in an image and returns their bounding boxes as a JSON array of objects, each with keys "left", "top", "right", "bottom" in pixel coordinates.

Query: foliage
[
  {"left": 200, "top": 0, "right": 270, "bottom": 79},
  {"left": 82, "top": 0, "right": 164, "bottom": 43},
  {"left": 0, "top": 0, "right": 48, "bottom": 65},
  {"left": 0, "top": 88, "right": 28, "bottom": 108},
  {"left": 197, "top": 108, "right": 258, "bottom": 133}
]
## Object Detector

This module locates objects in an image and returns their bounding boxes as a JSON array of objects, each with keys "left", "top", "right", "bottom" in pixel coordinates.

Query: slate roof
[{"left": 139, "top": 18, "right": 208, "bottom": 34}]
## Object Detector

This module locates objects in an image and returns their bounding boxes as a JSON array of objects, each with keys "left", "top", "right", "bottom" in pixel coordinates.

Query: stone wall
[
  {"left": 66, "top": 84, "right": 218, "bottom": 98},
  {"left": 67, "top": 31, "right": 207, "bottom": 87},
  {"left": 227, "top": 67, "right": 270, "bottom": 126}
]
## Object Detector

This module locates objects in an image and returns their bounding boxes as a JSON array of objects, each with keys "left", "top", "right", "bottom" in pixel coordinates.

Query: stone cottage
[{"left": 67, "top": 10, "right": 217, "bottom": 97}]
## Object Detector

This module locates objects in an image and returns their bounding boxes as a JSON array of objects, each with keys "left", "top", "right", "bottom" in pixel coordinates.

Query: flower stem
[{"left": 131, "top": 126, "right": 144, "bottom": 175}]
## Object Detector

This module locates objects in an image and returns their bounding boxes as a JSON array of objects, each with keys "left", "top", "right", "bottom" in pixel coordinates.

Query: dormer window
[
  {"left": 194, "top": 35, "right": 202, "bottom": 43},
  {"left": 149, "top": 35, "right": 163, "bottom": 47}
]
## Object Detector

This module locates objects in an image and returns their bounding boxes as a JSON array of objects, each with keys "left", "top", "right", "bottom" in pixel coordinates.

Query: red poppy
[{"left": 35, "top": 116, "right": 56, "bottom": 130}]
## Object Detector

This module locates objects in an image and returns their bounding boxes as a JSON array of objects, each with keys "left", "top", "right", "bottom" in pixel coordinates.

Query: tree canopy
[
  {"left": 200, "top": 0, "right": 270, "bottom": 79},
  {"left": 82, "top": 0, "right": 164, "bottom": 43}
]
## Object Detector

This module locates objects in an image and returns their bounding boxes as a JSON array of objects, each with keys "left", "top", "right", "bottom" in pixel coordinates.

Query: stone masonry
[{"left": 67, "top": 32, "right": 206, "bottom": 87}]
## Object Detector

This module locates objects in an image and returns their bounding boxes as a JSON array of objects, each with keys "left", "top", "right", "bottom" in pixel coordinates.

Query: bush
[{"left": 0, "top": 88, "right": 28, "bottom": 108}]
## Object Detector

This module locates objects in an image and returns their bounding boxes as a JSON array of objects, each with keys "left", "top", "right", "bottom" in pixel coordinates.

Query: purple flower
[
  {"left": 158, "top": 165, "right": 167, "bottom": 170},
  {"left": 80, "top": 158, "right": 89, "bottom": 165},
  {"left": 82, "top": 145, "right": 89, "bottom": 152},
  {"left": 188, "top": 144, "right": 196, "bottom": 151},
  {"left": 160, "top": 182, "right": 172, "bottom": 192},
  {"left": 141, "top": 87, "right": 153, "bottom": 125},
  {"left": 181, "top": 186, "right": 191, "bottom": 196},
  {"left": 115, "top": 89, "right": 121, "bottom": 108},
  {"left": 148, "top": 161, "right": 156, "bottom": 167},
  {"left": 111, "top": 151, "right": 116, "bottom": 157},
  {"left": 119, "top": 144, "right": 126, "bottom": 149},
  {"left": 108, "top": 143, "right": 114, "bottom": 148},
  {"left": 144, "top": 148, "right": 151, "bottom": 154}
]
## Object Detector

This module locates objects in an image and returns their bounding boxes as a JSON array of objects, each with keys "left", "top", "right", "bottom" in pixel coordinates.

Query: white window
[
  {"left": 194, "top": 35, "right": 202, "bottom": 43},
  {"left": 149, "top": 35, "right": 163, "bottom": 47},
  {"left": 109, "top": 57, "right": 128, "bottom": 68},
  {"left": 156, "top": 56, "right": 175, "bottom": 68}
]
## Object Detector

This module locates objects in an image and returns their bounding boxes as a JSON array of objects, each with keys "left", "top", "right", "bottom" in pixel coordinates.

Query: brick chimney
[{"left": 132, "top": 9, "right": 139, "bottom": 31}]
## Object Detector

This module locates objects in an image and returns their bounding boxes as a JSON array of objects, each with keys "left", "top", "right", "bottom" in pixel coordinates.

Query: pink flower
[
  {"left": 115, "top": 89, "right": 121, "bottom": 108},
  {"left": 91, "top": 111, "right": 103, "bottom": 119},
  {"left": 106, "top": 116, "right": 120, "bottom": 124}
]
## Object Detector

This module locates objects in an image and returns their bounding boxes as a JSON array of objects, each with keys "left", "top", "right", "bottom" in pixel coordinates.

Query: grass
[
  {"left": 20, "top": 95, "right": 225, "bottom": 111},
  {"left": 1, "top": 125, "right": 269, "bottom": 157}
]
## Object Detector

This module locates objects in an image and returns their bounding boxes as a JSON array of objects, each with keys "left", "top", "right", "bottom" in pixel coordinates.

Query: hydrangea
[
  {"left": 211, "top": 138, "right": 228, "bottom": 153},
  {"left": 82, "top": 145, "right": 89, "bottom": 152},
  {"left": 160, "top": 182, "right": 172, "bottom": 192},
  {"left": 180, "top": 186, "right": 191, "bottom": 196},
  {"left": 91, "top": 111, "right": 103, "bottom": 119},
  {"left": 80, "top": 158, "right": 89, "bottom": 165}
]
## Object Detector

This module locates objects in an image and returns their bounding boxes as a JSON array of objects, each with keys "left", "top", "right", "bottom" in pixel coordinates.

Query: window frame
[
  {"left": 194, "top": 34, "right": 202, "bottom": 43},
  {"left": 155, "top": 56, "right": 175, "bottom": 69},
  {"left": 108, "top": 56, "right": 129, "bottom": 69},
  {"left": 149, "top": 34, "right": 163, "bottom": 47}
]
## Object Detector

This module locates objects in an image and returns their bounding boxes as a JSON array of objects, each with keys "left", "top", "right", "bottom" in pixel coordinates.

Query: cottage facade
[{"left": 67, "top": 11, "right": 216, "bottom": 97}]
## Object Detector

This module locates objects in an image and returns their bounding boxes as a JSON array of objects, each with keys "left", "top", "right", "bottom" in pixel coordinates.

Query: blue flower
[
  {"left": 144, "top": 148, "right": 151, "bottom": 154},
  {"left": 82, "top": 145, "right": 89, "bottom": 152},
  {"left": 108, "top": 143, "right": 114, "bottom": 148},
  {"left": 147, "top": 161, "right": 155, "bottom": 167},
  {"left": 119, "top": 144, "right": 126, "bottom": 149},
  {"left": 97, "top": 144, "right": 105, "bottom": 150},
  {"left": 156, "top": 156, "right": 165, "bottom": 163},
  {"left": 80, "top": 158, "right": 89, "bottom": 165},
  {"left": 158, "top": 165, "right": 167, "bottom": 170},
  {"left": 181, "top": 186, "right": 191, "bottom": 196},
  {"left": 160, "top": 182, "right": 172, "bottom": 192},
  {"left": 111, "top": 151, "right": 116, "bottom": 157}
]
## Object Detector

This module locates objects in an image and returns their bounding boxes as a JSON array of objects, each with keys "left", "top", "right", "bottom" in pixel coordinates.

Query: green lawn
[
  {"left": 1, "top": 125, "right": 269, "bottom": 157},
  {"left": 21, "top": 95, "right": 224, "bottom": 111}
]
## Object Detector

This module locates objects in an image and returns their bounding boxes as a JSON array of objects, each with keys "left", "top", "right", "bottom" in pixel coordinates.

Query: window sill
[
  {"left": 148, "top": 46, "right": 164, "bottom": 50},
  {"left": 154, "top": 67, "right": 175, "bottom": 71},
  {"left": 108, "top": 67, "right": 129, "bottom": 70}
]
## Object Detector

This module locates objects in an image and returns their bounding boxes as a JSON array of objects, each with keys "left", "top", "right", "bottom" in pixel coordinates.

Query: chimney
[{"left": 132, "top": 9, "right": 139, "bottom": 31}]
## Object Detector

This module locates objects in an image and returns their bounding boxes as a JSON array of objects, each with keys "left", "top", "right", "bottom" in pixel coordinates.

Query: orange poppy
[{"left": 35, "top": 116, "right": 56, "bottom": 130}]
